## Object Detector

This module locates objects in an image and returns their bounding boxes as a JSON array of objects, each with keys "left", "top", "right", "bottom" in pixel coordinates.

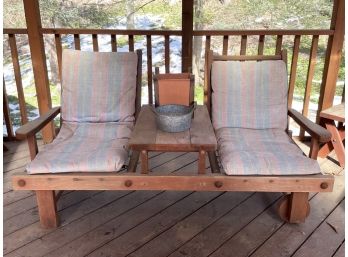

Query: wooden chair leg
[
  {"left": 198, "top": 150, "right": 206, "bottom": 174},
  {"left": 128, "top": 151, "right": 140, "bottom": 172},
  {"left": 278, "top": 192, "right": 310, "bottom": 223},
  {"left": 140, "top": 150, "right": 149, "bottom": 174},
  {"left": 36, "top": 190, "right": 59, "bottom": 229},
  {"left": 288, "top": 192, "right": 310, "bottom": 223},
  {"left": 208, "top": 151, "right": 220, "bottom": 173}
]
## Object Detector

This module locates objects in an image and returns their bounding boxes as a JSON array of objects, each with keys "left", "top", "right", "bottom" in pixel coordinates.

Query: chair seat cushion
[
  {"left": 216, "top": 128, "right": 321, "bottom": 175},
  {"left": 26, "top": 122, "right": 133, "bottom": 174}
]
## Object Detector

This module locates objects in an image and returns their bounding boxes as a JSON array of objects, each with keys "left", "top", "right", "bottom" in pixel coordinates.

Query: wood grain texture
[
  {"left": 129, "top": 105, "right": 216, "bottom": 151},
  {"left": 12, "top": 173, "right": 334, "bottom": 192},
  {"left": 320, "top": 103, "right": 345, "bottom": 122},
  {"left": 15, "top": 106, "right": 60, "bottom": 139},
  {"left": 35, "top": 190, "right": 58, "bottom": 228}
]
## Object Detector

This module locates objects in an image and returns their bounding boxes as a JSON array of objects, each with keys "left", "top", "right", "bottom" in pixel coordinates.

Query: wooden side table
[
  {"left": 318, "top": 103, "right": 345, "bottom": 168},
  {"left": 128, "top": 105, "right": 217, "bottom": 174}
]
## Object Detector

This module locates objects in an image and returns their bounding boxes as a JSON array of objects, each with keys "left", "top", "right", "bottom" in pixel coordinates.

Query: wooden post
[
  {"left": 317, "top": 0, "right": 344, "bottom": 122},
  {"left": 181, "top": 0, "right": 194, "bottom": 72},
  {"left": 23, "top": 0, "right": 54, "bottom": 143}
]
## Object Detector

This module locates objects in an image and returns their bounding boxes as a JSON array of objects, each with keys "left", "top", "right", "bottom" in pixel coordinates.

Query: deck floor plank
[{"left": 3, "top": 139, "right": 345, "bottom": 257}]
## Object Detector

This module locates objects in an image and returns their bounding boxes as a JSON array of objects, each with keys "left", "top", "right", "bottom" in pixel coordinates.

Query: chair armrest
[
  {"left": 288, "top": 108, "right": 331, "bottom": 143},
  {"left": 16, "top": 107, "right": 61, "bottom": 140}
]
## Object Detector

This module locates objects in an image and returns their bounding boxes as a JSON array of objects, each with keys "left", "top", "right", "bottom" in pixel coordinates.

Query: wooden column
[
  {"left": 181, "top": 0, "right": 194, "bottom": 72},
  {"left": 317, "top": 0, "right": 344, "bottom": 122},
  {"left": 23, "top": 0, "right": 54, "bottom": 143}
]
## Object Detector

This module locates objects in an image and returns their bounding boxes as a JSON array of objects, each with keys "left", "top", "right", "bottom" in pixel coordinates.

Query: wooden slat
[
  {"left": 128, "top": 35, "right": 134, "bottom": 52},
  {"left": 275, "top": 35, "right": 283, "bottom": 54},
  {"left": 288, "top": 35, "right": 301, "bottom": 107},
  {"left": 205, "top": 35, "right": 211, "bottom": 54},
  {"left": 8, "top": 33, "right": 28, "bottom": 124},
  {"left": 240, "top": 35, "right": 247, "bottom": 55},
  {"left": 258, "top": 35, "right": 265, "bottom": 55},
  {"left": 111, "top": 34, "right": 117, "bottom": 52},
  {"left": 222, "top": 35, "right": 228, "bottom": 55},
  {"left": 92, "top": 34, "right": 98, "bottom": 51},
  {"left": 3, "top": 78, "right": 14, "bottom": 139},
  {"left": 146, "top": 35, "right": 153, "bottom": 104},
  {"left": 54, "top": 34, "right": 62, "bottom": 81},
  {"left": 12, "top": 172, "right": 333, "bottom": 192},
  {"left": 73, "top": 34, "right": 80, "bottom": 50},
  {"left": 300, "top": 35, "right": 319, "bottom": 140},
  {"left": 164, "top": 35, "right": 170, "bottom": 73}
]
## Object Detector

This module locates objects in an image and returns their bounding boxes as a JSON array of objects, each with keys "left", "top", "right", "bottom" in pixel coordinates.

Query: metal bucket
[{"left": 153, "top": 103, "right": 196, "bottom": 133}]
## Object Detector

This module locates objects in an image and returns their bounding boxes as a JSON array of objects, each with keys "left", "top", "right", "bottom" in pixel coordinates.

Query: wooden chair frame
[
  {"left": 203, "top": 49, "right": 334, "bottom": 223},
  {"left": 153, "top": 67, "right": 195, "bottom": 107},
  {"left": 12, "top": 49, "right": 334, "bottom": 229}
]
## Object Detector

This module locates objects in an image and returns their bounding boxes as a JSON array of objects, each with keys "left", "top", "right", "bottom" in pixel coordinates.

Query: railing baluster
[
  {"left": 74, "top": 34, "right": 80, "bottom": 50},
  {"left": 54, "top": 34, "right": 62, "bottom": 81},
  {"left": 341, "top": 85, "right": 345, "bottom": 103},
  {"left": 205, "top": 35, "right": 211, "bottom": 55},
  {"left": 288, "top": 35, "right": 301, "bottom": 108},
  {"left": 300, "top": 35, "right": 319, "bottom": 140},
  {"left": 8, "top": 34, "right": 28, "bottom": 125},
  {"left": 92, "top": 34, "right": 98, "bottom": 51},
  {"left": 222, "top": 35, "right": 228, "bottom": 55},
  {"left": 146, "top": 35, "right": 153, "bottom": 104},
  {"left": 128, "top": 35, "right": 134, "bottom": 52},
  {"left": 111, "top": 34, "right": 117, "bottom": 52},
  {"left": 258, "top": 35, "right": 265, "bottom": 55},
  {"left": 164, "top": 35, "right": 170, "bottom": 73},
  {"left": 275, "top": 35, "right": 283, "bottom": 54},
  {"left": 240, "top": 35, "right": 247, "bottom": 55},
  {"left": 3, "top": 78, "right": 14, "bottom": 139}
]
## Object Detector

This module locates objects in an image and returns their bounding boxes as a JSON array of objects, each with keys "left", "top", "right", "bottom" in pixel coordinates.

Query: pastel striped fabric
[
  {"left": 216, "top": 128, "right": 321, "bottom": 175},
  {"left": 211, "top": 60, "right": 288, "bottom": 130},
  {"left": 61, "top": 50, "right": 138, "bottom": 123},
  {"left": 27, "top": 122, "right": 133, "bottom": 173}
]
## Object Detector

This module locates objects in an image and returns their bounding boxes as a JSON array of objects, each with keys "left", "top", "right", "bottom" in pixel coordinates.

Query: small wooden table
[
  {"left": 128, "top": 105, "right": 217, "bottom": 174},
  {"left": 318, "top": 103, "right": 345, "bottom": 168}
]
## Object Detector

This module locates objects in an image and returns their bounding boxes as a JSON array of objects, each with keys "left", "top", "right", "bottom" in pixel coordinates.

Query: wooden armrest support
[
  {"left": 288, "top": 108, "right": 331, "bottom": 143},
  {"left": 16, "top": 107, "right": 61, "bottom": 140}
]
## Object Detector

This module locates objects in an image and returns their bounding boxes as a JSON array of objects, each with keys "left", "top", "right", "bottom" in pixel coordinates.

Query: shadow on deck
[{"left": 3, "top": 139, "right": 345, "bottom": 257}]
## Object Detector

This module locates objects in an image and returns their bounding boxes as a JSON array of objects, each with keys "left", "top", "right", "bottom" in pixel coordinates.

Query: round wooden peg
[
  {"left": 214, "top": 181, "right": 223, "bottom": 188},
  {"left": 124, "top": 180, "right": 133, "bottom": 187},
  {"left": 320, "top": 182, "right": 329, "bottom": 189},
  {"left": 17, "top": 179, "right": 26, "bottom": 187}
]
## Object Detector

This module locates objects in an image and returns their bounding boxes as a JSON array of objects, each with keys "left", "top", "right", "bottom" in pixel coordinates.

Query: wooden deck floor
[{"left": 3, "top": 139, "right": 345, "bottom": 257}]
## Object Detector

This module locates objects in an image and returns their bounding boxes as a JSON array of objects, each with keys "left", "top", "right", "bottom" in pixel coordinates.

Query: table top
[
  {"left": 320, "top": 103, "right": 345, "bottom": 122},
  {"left": 129, "top": 105, "right": 217, "bottom": 151}
]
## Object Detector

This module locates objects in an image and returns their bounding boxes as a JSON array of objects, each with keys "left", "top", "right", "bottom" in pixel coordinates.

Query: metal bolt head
[
  {"left": 17, "top": 179, "right": 26, "bottom": 187},
  {"left": 214, "top": 181, "right": 223, "bottom": 188},
  {"left": 125, "top": 180, "right": 133, "bottom": 187}
]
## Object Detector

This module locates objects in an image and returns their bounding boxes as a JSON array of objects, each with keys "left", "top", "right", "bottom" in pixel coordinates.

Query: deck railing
[{"left": 3, "top": 28, "right": 343, "bottom": 140}]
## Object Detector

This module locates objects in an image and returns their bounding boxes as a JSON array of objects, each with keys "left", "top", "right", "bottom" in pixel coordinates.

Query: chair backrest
[
  {"left": 204, "top": 50, "right": 289, "bottom": 130},
  {"left": 61, "top": 49, "right": 142, "bottom": 123},
  {"left": 153, "top": 67, "right": 194, "bottom": 107}
]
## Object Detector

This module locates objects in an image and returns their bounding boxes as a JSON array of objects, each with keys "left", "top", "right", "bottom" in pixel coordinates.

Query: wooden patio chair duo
[{"left": 12, "top": 48, "right": 334, "bottom": 229}]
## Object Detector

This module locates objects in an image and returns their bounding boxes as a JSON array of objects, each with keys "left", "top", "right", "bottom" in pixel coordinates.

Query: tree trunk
[
  {"left": 126, "top": 0, "right": 135, "bottom": 29},
  {"left": 193, "top": 0, "right": 204, "bottom": 85}
]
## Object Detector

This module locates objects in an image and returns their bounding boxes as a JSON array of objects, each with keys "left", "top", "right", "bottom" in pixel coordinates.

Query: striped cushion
[
  {"left": 216, "top": 128, "right": 321, "bottom": 175},
  {"left": 26, "top": 122, "right": 133, "bottom": 173},
  {"left": 61, "top": 50, "right": 138, "bottom": 122},
  {"left": 212, "top": 60, "right": 288, "bottom": 130}
]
